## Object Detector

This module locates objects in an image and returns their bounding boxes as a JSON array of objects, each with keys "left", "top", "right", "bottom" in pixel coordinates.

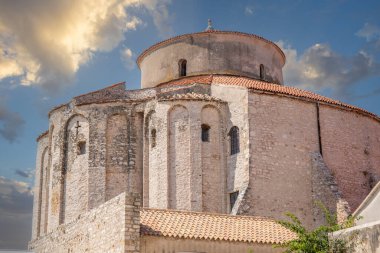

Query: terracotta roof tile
[
  {"left": 212, "top": 75, "right": 376, "bottom": 116},
  {"left": 159, "top": 75, "right": 213, "bottom": 87},
  {"left": 160, "top": 74, "right": 379, "bottom": 120},
  {"left": 140, "top": 208, "right": 296, "bottom": 244},
  {"left": 159, "top": 92, "right": 224, "bottom": 102}
]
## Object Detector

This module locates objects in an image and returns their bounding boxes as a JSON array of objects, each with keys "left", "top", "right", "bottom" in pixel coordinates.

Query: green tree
[{"left": 276, "top": 202, "right": 357, "bottom": 253}]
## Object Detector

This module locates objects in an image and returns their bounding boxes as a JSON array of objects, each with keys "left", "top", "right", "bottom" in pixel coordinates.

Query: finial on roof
[{"left": 205, "top": 19, "right": 214, "bottom": 31}]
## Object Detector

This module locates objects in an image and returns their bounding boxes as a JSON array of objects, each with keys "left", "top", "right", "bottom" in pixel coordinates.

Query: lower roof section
[
  {"left": 160, "top": 74, "right": 379, "bottom": 120},
  {"left": 46, "top": 74, "right": 379, "bottom": 124},
  {"left": 141, "top": 208, "right": 296, "bottom": 244}
]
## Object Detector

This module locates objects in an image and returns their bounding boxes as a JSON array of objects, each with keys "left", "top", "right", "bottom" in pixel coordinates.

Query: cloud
[
  {"left": 0, "top": 0, "right": 172, "bottom": 92},
  {"left": 245, "top": 6, "right": 254, "bottom": 15},
  {"left": 121, "top": 47, "right": 136, "bottom": 70},
  {"left": 140, "top": 0, "right": 173, "bottom": 38},
  {"left": 0, "top": 176, "right": 33, "bottom": 249},
  {"left": 356, "top": 23, "right": 380, "bottom": 42},
  {"left": 0, "top": 101, "right": 25, "bottom": 143},
  {"left": 15, "top": 169, "right": 34, "bottom": 179},
  {"left": 278, "top": 41, "right": 380, "bottom": 97}
]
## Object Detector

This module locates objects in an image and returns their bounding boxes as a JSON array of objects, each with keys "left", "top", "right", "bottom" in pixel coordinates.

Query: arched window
[
  {"left": 151, "top": 129, "right": 157, "bottom": 148},
  {"left": 201, "top": 124, "right": 210, "bottom": 142},
  {"left": 260, "top": 64, "right": 265, "bottom": 80},
  {"left": 179, "top": 59, "right": 187, "bottom": 77},
  {"left": 229, "top": 126, "right": 240, "bottom": 155},
  {"left": 229, "top": 191, "right": 239, "bottom": 211}
]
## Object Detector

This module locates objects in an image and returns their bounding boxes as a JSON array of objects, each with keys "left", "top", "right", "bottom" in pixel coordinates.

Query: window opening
[
  {"left": 230, "top": 191, "right": 239, "bottom": 211},
  {"left": 260, "top": 64, "right": 265, "bottom": 80},
  {"left": 179, "top": 59, "right": 187, "bottom": 77},
  {"left": 77, "top": 141, "right": 86, "bottom": 155},
  {"left": 201, "top": 124, "right": 210, "bottom": 142},
  {"left": 151, "top": 129, "right": 157, "bottom": 148},
  {"left": 229, "top": 126, "right": 240, "bottom": 155}
]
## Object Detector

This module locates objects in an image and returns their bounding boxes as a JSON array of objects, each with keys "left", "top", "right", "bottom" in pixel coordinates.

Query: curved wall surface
[
  {"left": 139, "top": 32, "right": 285, "bottom": 88},
  {"left": 240, "top": 90, "right": 380, "bottom": 228},
  {"left": 31, "top": 77, "right": 380, "bottom": 240}
]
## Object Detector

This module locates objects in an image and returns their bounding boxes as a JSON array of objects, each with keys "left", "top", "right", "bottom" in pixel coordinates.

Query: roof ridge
[
  {"left": 73, "top": 81, "right": 125, "bottom": 99},
  {"left": 141, "top": 207, "right": 275, "bottom": 221}
]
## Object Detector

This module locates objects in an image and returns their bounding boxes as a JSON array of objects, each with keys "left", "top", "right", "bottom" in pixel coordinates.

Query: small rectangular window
[
  {"left": 151, "top": 129, "right": 157, "bottom": 148},
  {"left": 201, "top": 124, "right": 210, "bottom": 142},
  {"left": 77, "top": 141, "right": 86, "bottom": 155},
  {"left": 230, "top": 191, "right": 239, "bottom": 211}
]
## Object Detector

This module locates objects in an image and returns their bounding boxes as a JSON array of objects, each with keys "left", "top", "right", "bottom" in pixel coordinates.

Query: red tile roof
[
  {"left": 137, "top": 31, "right": 286, "bottom": 66},
  {"left": 159, "top": 74, "right": 379, "bottom": 121},
  {"left": 159, "top": 92, "right": 224, "bottom": 102},
  {"left": 140, "top": 208, "right": 296, "bottom": 244}
]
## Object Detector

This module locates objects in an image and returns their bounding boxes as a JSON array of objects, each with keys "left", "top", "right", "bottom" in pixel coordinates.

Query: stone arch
[
  {"left": 37, "top": 146, "right": 48, "bottom": 236},
  {"left": 201, "top": 104, "right": 224, "bottom": 213},
  {"left": 60, "top": 114, "right": 89, "bottom": 224},
  {"left": 168, "top": 104, "right": 190, "bottom": 209},
  {"left": 143, "top": 110, "right": 156, "bottom": 207},
  {"left": 105, "top": 113, "right": 129, "bottom": 201}
]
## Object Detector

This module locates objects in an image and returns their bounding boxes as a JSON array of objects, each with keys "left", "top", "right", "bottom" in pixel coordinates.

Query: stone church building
[{"left": 29, "top": 25, "right": 380, "bottom": 252}]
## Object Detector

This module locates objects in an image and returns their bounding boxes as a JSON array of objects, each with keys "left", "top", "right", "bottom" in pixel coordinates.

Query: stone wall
[
  {"left": 63, "top": 115, "right": 89, "bottom": 224},
  {"left": 139, "top": 32, "right": 285, "bottom": 88},
  {"left": 168, "top": 105, "right": 191, "bottom": 210},
  {"left": 32, "top": 81, "right": 380, "bottom": 242},
  {"left": 141, "top": 236, "right": 282, "bottom": 253},
  {"left": 32, "top": 135, "right": 49, "bottom": 240},
  {"left": 319, "top": 104, "right": 380, "bottom": 211},
  {"left": 246, "top": 92, "right": 320, "bottom": 228},
  {"left": 330, "top": 220, "right": 380, "bottom": 252},
  {"left": 210, "top": 84, "right": 249, "bottom": 213},
  {"left": 145, "top": 98, "right": 228, "bottom": 213},
  {"left": 29, "top": 192, "right": 141, "bottom": 253},
  {"left": 201, "top": 105, "right": 224, "bottom": 213},
  {"left": 32, "top": 100, "right": 145, "bottom": 238},
  {"left": 311, "top": 152, "right": 351, "bottom": 226}
]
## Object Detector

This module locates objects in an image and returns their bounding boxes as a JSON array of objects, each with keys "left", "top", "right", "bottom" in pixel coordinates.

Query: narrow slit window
[
  {"left": 201, "top": 124, "right": 210, "bottom": 142},
  {"left": 151, "top": 129, "right": 157, "bottom": 148},
  {"left": 179, "top": 59, "right": 187, "bottom": 77},
  {"left": 77, "top": 141, "right": 86, "bottom": 155},
  {"left": 229, "top": 126, "right": 240, "bottom": 155},
  {"left": 260, "top": 64, "right": 265, "bottom": 80},
  {"left": 230, "top": 191, "right": 239, "bottom": 211}
]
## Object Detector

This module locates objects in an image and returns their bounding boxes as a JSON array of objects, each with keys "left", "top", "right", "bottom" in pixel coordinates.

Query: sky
[{"left": 0, "top": 0, "right": 380, "bottom": 250}]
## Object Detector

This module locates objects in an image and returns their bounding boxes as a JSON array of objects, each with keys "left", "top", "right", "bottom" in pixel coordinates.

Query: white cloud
[
  {"left": 245, "top": 6, "right": 254, "bottom": 15},
  {"left": 356, "top": 23, "right": 380, "bottom": 42},
  {"left": 0, "top": 0, "right": 172, "bottom": 92},
  {"left": 126, "top": 16, "right": 144, "bottom": 30},
  {"left": 121, "top": 47, "right": 136, "bottom": 70},
  {"left": 140, "top": 0, "right": 173, "bottom": 37},
  {"left": 278, "top": 40, "right": 380, "bottom": 97}
]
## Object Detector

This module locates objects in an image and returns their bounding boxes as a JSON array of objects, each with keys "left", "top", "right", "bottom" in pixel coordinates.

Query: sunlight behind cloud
[{"left": 0, "top": 0, "right": 171, "bottom": 92}]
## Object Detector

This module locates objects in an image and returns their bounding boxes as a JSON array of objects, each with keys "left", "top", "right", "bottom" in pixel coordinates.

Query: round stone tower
[{"left": 137, "top": 29, "right": 286, "bottom": 88}]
